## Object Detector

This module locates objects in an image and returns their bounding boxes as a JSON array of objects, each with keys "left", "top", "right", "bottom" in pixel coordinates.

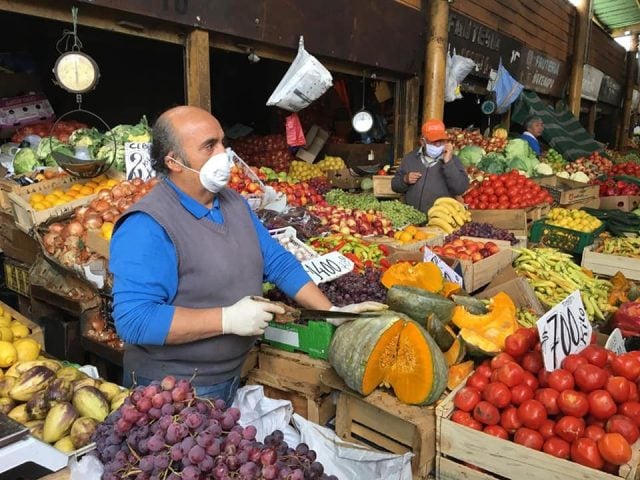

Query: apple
[{"left": 471, "top": 252, "right": 483, "bottom": 262}]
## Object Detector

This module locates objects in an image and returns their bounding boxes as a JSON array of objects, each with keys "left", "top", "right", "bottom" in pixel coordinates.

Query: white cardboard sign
[
  {"left": 422, "top": 246, "right": 464, "bottom": 287},
  {"left": 537, "top": 290, "right": 592, "bottom": 372},
  {"left": 605, "top": 328, "right": 627, "bottom": 355},
  {"left": 302, "top": 251, "right": 354, "bottom": 285},
  {"left": 125, "top": 142, "right": 155, "bottom": 181}
]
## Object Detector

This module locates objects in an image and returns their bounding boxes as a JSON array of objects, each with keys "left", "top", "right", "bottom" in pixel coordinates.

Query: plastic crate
[
  {"left": 262, "top": 320, "right": 335, "bottom": 360},
  {"left": 528, "top": 220, "right": 605, "bottom": 254},
  {"left": 3, "top": 258, "right": 30, "bottom": 297}
]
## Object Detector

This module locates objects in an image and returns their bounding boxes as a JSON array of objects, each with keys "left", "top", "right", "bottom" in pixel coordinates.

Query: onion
[
  {"left": 131, "top": 178, "right": 144, "bottom": 187},
  {"left": 83, "top": 213, "right": 103, "bottom": 230},
  {"left": 97, "top": 189, "right": 111, "bottom": 200},
  {"left": 92, "top": 199, "right": 110, "bottom": 213},
  {"left": 110, "top": 185, "right": 125, "bottom": 200},
  {"left": 117, "top": 198, "right": 133, "bottom": 213},
  {"left": 62, "top": 221, "right": 85, "bottom": 239},
  {"left": 120, "top": 181, "right": 134, "bottom": 196},
  {"left": 48, "top": 223, "right": 64, "bottom": 234},
  {"left": 64, "top": 235, "right": 83, "bottom": 251},
  {"left": 101, "top": 208, "right": 120, "bottom": 223},
  {"left": 74, "top": 206, "right": 90, "bottom": 222},
  {"left": 90, "top": 313, "right": 106, "bottom": 333},
  {"left": 43, "top": 232, "right": 62, "bottom": 254}
]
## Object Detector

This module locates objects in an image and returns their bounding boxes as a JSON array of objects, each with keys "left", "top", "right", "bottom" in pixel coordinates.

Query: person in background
[
  {"left": 521, "top": 115, "right": 545, "bottom": 155},
  {"left": 391, "top": 119, "right": 469, "bottom": 212},
  {"left": 109, "top": 106, "right": 386, "bottom": 404}
]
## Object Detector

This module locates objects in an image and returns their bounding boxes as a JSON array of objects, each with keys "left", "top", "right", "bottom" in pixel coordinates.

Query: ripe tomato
[
  {"left": 585, "top": 424, "right": 606, "bottom": 442},
  {"left": 574, "top": 364, "right": 608, "bottom": 393},
  {"left": 476, "top": 364, "right": 492, "bottom": 378},
  {"left": 514, "top": 427, "right": 544, "bottom": 450},
  {"left": 598, "top": 433, "right": 632, "bottom": 465},
  {"left": 543, "top": 437, "right": 570, "bottom": 459},
  {"left": 517, "top": 399, "right": 547, "bottom": 429},
  {"left": 619, "top": 402, "right": 640, "bottom": 427},
  {"left": 548, "top": 369, "right": 575, "bottom": 392},
  {"left": 451, "top": 410, "right": 483, "bottom": 430},
  {"left": 606, "top": 415, "right": 640, "bottom": 444},
  {"left": 473, "top": 401, "right": 500, "bottom": 426},
  {"left": 510, "top": 384, "right": 534, "bottom": 406},
  {"left": 491, "top": 352, "right": 515, "bottom": 370},
  {"left": 562, "top": 354, "right": 588, "bottom": 374},
  {"left": 454, "top": 387, "right": 481, "bottom": 412},
  {"left": 496, "top": 362, "right": 525, "bottom": 387},
  {"left": 501, "top": 406, "right": 522, "bottom": 434},
  {"left": 558, "top": 390, "right": 590, "bottom": 417},
  {"left": 611, "top": 354, "right": 640, "bottom": 382},
  {"left": 483, "top": 382, "right": 512, "bottom": 409},
  {"left": 466, "top": 373, "right": 489, "bottom": 392},
  {"left": 483, "top": 424, "right": 509, "bottom": 440},
  {"left": 535, "top": 388, "right": 560, "bottom": 415},
  {"left": 504, "top": 333, "right": 530, "bottom": 358},
  {"left": 571, "top": 438, "right": 605, "bottom": 470},
  {"left": 538, "top": 419, "right": 556, "bottom": 440},
  {"left": 521, "top": 371, "right": 539, "bottom": 391},
  {"left": 586, "top": 415, "right": 606, "bottom": 428},
  {"left": 629, "top": 382, "right": 639, "bottom": 402},
  {"left": 515, "top": 327, "right": 538, "bottom": 349},
  {"left": 589, "top": 390, "right": 618, "bottom": 420},
  {"left": 554, "top": 415, "right": 585, "bottom": 443},
  {"left": 606, "top": 376, "right": 632, "bottom": 404},
  {"left": 580, "top": 345, "right": 609, "bottom": 368},
  {"left": 538, "top": 369, "right": 551, "bottom": 388}
]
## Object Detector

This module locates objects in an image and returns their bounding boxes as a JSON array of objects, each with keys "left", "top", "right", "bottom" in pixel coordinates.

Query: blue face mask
[{"left": 426, "top": 144, "right": 445, "bottom": 159}]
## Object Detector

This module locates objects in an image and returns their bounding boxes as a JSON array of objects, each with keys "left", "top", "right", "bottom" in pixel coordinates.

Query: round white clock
[
  {"left": 53, "top": 52, "right": 100, "bottom": 94},
  {"left": 352, "top": 110, "right": 374, "bottom": 133}
]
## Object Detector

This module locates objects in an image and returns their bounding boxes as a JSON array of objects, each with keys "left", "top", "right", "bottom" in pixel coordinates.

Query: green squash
[{"left": 386, "top": 285, "right": 455, "bottom": 325}]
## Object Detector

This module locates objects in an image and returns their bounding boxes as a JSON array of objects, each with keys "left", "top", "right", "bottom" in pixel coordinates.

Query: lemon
[
  {"left": 71, "top": 183, "right": 83, "bottom": 191},
  {"left": 0, "top": 306, "right": 5, "bottom": 316},
  {"left": 79, "top": 186, "right": 94, "bottom": 195},
  {"left": 0, "top": 341, "right": 17, "bottom": 368},
  {"left": 0, "top": 327, "right": 13, "bottom": 342},
  {"left": 106, "top": 179, "right": 119, "bottom": 187},
  {"left": 10, "top": 323, "right": 29, "bottom": 339},
  {"left": 13, "top": 338, "right": 40, "bottom": 362},
  {"left": 84, "top": 181, "right": 99, "bottom": 189},
  {"left": 30, "top": 193, "right": 45, "bottom": 203},
  {"left": 101, "top": 222, "right": 114, "bottom": 241},
  {"left": 32, "top": 202, "right": 47, "bottom": 211}
]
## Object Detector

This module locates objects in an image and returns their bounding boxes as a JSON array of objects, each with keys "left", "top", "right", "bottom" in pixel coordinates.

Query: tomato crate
[
  {"left": 528, "top": 220, "right": 605, "bottom": 254},
  {"left": 262, "top": 320, "right": 335, "bottom": 360},
  {"left": 436, "top": 381, "right": 640, "bottom": 480}
]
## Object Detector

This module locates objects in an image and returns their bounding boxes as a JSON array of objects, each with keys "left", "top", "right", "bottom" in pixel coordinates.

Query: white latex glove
[
  {"left": 328, "top": 302, "right": 388, "bottom": 326},
  {"left": 221, "top": 296, "right": 285, "bottom": 336}
]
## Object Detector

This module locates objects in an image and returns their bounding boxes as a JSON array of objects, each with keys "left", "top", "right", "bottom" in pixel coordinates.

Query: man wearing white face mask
[
  {"left": 109, "top": 106, "right": 385, "bottom": 404},
  {"left": 391, "top": 119, "right": 469, "bottom": 212}
]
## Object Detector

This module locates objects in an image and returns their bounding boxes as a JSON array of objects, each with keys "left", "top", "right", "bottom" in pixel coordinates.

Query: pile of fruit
[
  {"left": 611, "top": 162, "right": 640, "bottom": 177},
  {"left": 319, "top": 268, "right": 387, "bottom": 305},
  {"left": 562, "top": 152, "right": 613, "bottom": 182},
  {"left": 228, "top": 165, "right": 265, "bottom": 198},
  {"left": 307, "top": 205, "right": 393, "bottom": 237},
  {"left": 542, "top": 149, "right": 567, "bottom": 173},
  {"left": 393, "top": 225, "right": 433, "bottom": 244},
  {"left": 447, "top": 128, "right": 508, "bottom": 153},
  {"left": 431, "top": 239, "right": 500, "bottom": 263},
  {"left": 0, "top": 305, "right": 35, "bottom": 344},
  {"left": 452, "top": 331, "right": 640, "bottom": 473},
  {"left": 545, "top": 208, "right": 602, "bottom": 233},
  {"left": 288, "top": 161, "right": 325, "bottom": 181},
  {"left": 307, "top": 176, "right": 333, "bottom": 195},
  {"left": 514, "top": 247, "right": 613, "bottom": 322},
  {"left": 10, "top": 120, "right": 88, "bottom": 144},
  {"left": 28, "top": 175, "right": 120, "bottom": 211},
  {"left": 0, "top": 358, "right": 127, "bottom": 453},
  {"left": 306, "top": 234, "right": 390, "bottom": 270},
  {"left": 427, "top": 197, "right": 470, "bottom": 234},
  {"left": 592, "top": 178, "right": 640, "bottom": 197},
  {"left": 315, "top": 156, "right": 346, "bottom": 172},
  {"left": 595, "top": 237, "right": 640, "bottom": 258},
  {"left": 444, "top": 222, "right": 518, "bottom": 245},
  {"left": 463, "top": 171, "right": 553, "bottom": 210},
  {"left": 92, "top": 375, "right": 336, "bottom": 480},
  {"left": 265, "top": 181, "right": 326, "bottom": 207}
]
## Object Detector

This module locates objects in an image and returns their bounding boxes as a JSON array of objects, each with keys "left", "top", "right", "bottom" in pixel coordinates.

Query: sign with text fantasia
[
  {"left": 302, "top": 251, "right": 354, "bottom": 285},
  {"left": 537, "top": 290, "right": 592, "bottom": 372},
  {"left": 447, "top": 11, "right": 523, "bottom": 79},
  {"left": 125, "top": 142, "right": 156, "bottom": 181},
  {"left": 598, "top": 75, "right": 623, "bottom": 107},
  {"left": 422, "top": 247, "right": 464, "bottom": 287},
  {"left": 519, "top": 47, "right": 568, "bottom": 98}
]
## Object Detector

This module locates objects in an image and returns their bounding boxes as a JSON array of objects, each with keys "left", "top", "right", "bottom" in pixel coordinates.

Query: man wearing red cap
[{"left": 391, "top": 119, "right": 469, "bottom": 212}]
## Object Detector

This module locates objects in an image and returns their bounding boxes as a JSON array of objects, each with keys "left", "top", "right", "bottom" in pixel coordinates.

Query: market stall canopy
[
  {"left": 512, "top": 91, "right": 602, "bottom": 161},
  {"left": 594, "top": 0, "right": 640, "bottom": 35}
]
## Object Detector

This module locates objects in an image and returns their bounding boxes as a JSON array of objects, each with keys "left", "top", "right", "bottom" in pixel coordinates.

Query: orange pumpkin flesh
[
  {"left": 443, "top": 336, "right": 465, "bottom": 366},
  {"left": 452, "top": 292, "right": 517, "bottom": 350},
  {"left": 361, "top": 321, "right": 404, "bottom": 395},
  {"left": 380, "top": 262, "right": 444, "bottom": 293},
  {"left": 447, "top": 360, "right": 474, "bottom": 390}
]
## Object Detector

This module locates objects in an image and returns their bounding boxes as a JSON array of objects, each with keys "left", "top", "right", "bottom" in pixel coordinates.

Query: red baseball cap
[{"left": 421, "top": 119, "right": 448, "bottom": 142}]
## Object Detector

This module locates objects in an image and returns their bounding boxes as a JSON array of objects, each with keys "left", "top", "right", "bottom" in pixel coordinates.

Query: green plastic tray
[
  {"left": 529, "top": 220, "right": 605, "bottom": 254},
  {"left": 262, "top": 320, "right": 335, "bottom": 360}
]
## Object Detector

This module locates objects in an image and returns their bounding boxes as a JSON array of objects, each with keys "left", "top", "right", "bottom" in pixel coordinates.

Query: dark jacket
[{"left": 391, "top": 149, "right": 469, "bottom": 212}]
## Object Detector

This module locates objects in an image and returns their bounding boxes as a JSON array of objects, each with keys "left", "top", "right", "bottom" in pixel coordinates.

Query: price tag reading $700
[
  {"left": 537, "top": 290, "right": 592, "bottom": 372},
  {"left": 422, "top": 246, "right": 464, "bottom": 287},
  {"left": 302, "top": 251, "right": 354, "bottom": 285}
]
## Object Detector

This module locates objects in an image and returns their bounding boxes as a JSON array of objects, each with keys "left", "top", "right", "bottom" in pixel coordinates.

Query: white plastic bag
[
  {"left": 445, "top": 50, "right": 476, "bottom": 103},
  {"left": 232, "top": 385, "right": 294, "bottom": 442},
  {"left": 267, "top": 36, "right": 333, "bottom": 112}
]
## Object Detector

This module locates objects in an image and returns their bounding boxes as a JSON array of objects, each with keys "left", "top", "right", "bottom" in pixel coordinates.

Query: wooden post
[
  {"left": 185, "top": 29, "right": 211, "bottom": 111},
  {"left": 567, "top": 0, "right": 591, "bottom": 117},
  {"left": 587, "top": 101, "right": 597, "bottom": 134},
  {"left": 422, "top": 0, "right": 449, "bottom": 123},
  {"left": 398, "top": 76, "right": 421, "bottom": 158},
  {"left": 619, "top": 35, "right": 639, "bottom": 148}
]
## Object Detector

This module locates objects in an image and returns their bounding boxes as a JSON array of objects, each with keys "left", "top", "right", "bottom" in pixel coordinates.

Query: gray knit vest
[{"left": 114, "top": 180, "right": 264, "bottom": 385}]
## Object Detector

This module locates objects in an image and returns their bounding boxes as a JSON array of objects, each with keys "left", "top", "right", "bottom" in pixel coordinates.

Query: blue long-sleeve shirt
[
  {"left": 520, "top": 132, "right": 541, "bottom": 155},
  {"left": 109, "top": 179, "right": 311, "bottom": 345}
]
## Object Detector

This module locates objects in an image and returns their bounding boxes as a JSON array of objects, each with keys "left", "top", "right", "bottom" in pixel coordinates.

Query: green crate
[
  {"left": 262, "top": 320, "right": 335, "bottom": 360},
  {"left": 528, "top": 220, "right": 605, "bottom": 254}
]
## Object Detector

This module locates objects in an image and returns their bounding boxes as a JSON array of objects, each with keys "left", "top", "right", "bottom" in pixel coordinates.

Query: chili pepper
[{"left": 343, "top": 252, "right": 363, "bottom": 269}]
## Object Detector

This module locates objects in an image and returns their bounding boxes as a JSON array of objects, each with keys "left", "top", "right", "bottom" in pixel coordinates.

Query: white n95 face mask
[
  {"left": 426, "top": 144, "right": 445, "bottom": 159},
  {"left": 174, "top": 148, "right": 233, "bottom": 193}
]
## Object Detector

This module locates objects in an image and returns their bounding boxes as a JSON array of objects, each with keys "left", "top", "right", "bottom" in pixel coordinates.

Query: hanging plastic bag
[
  {"left": 445, "top": 50, "right": 476, "bottom": 102},
  {"left": 285, "top": 112, "right": 307, "bottom": 147},
  {"left": 267, "top": 36, "right": 333, "bottom": 112},
  {"left": 493, "top": 60, "right": 524, "bottom": 114}
]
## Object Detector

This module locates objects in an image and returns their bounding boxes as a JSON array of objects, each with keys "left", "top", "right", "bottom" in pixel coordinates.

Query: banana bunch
[
  {"left": 513, "top": 247, "right": 615, "bottom": 322},
  {"left": 427, "top": 197, "right": 471, "bottom": 234}
]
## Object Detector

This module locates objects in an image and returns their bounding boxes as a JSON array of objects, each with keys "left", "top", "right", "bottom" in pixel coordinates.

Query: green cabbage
[
  {"left": 458, "top": 145, "right": 486, "bottom": 167},
  {"left": 477, "top": 153, "right": 508, "bottom": 174},
  {"left": 69, "top": 128, "right": 102, "bottom": 148},
  {"left": 13, "top": 148, "right": 39, "bottom": 174},
  {"left": 35, "top": 136, "right": 64, "bottom": 160},
  {"left": 508, "top": 156, "right": 539, "bottom": 177},
  {"left": 107, "top": 116, "right": 152, "bottom": 144},
  {"left": 505, "top": 139, "right": 536, "bottom": 161},
  {"left": 96, "top": 142, "right": 126, "bottom": 172}
]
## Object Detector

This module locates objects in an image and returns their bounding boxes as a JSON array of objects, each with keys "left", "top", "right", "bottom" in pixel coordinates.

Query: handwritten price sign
[
  {"left": 605, "top": 328, "right": 626, "bottom": 355},
  {"left": 422, "top": 246, "right": 464, "bottom": 287},
  {"left": 125, "top": 142, "right": 156, "bottom": 181},
  {"left": 302, "top": 251, "right": 354, "bottom": 285},
  {"left": 537, "top": 290, "right": 592, "bottom": 372}
]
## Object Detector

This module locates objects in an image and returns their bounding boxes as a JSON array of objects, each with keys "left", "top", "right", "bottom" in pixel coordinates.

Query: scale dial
[
  {"left": 352, "top": 110, "right": 374, "bottom": 133},
  {"left": 53, "top": 52, "right": 99, "bottom": 94}
]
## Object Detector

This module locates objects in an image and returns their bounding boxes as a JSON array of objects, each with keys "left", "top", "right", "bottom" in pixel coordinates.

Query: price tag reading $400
[{"left": 537, "top": 290, "right": 592, "bottom": 372}]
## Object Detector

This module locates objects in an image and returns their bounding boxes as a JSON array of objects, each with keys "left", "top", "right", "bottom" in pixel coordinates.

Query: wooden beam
[
  {"left": 400, "top": 76, "right": 421, "bottom": 157},
  {"left": 587, "top": 101, "right": 597, "bottom": 134},
  {"left": 568, "top": 0, "right": 592, "bottom": 117},
  {"left": 619, "top": 34, "right": 639, "bottom": 148},
  {"left": 0, "top": 0, "right": 183, "bottom": 44},
  {"left": 611, "top": 23, "right": 640, "bottom": 37},
  {"left": 423, "top": 0, "right": 449, "bottom": 122},
  {"left": 185, "top": 29, "right": 211, "bottom": 112}
]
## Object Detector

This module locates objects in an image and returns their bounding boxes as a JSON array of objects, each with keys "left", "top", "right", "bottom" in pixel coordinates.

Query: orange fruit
[
  {"left": 30, "top": 193, "right": 45, "bottom": 203},
  {"left": 414, "top": 230, "right": 428, "bottom": 240},
  {"left": 79, "top": 186, "right": 94, "bottom": 195},
  {"left": 51, "top": 189, "right": 65, "bottom": 197},
  {"left": 399, "top": 231, "right": 413, "bottom": 243},
  {"left": 83, "top": 181, "right": 99, "bottom": 189},
  {"left": 404, "top": 225, "right": 418, "bottom": 235},
  {"left": 44, "top": 194, "right": 59, "bottom": 203},
  {"left": 71, "top": 184, "right": 83, "bottom": 191},
  {"left": 106, "top": 179, "right": 119, "bottom": 187}
]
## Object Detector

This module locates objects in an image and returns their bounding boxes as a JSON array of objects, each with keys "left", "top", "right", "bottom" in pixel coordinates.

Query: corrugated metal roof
[{"left": 594, "top": 0, "right": 640, "bottom": 31}]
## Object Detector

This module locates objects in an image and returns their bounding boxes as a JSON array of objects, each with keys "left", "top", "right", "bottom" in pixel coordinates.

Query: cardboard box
[
  {"left": 469, "top": 204, "right": 549, "bottom": 237},
  {"left": 533, "top": 176, "right": 599, "bottom": 205},
  {"left": 0, "top": 93, "right": 54, "bottom": 133},
  {"left": 372, "top": 175, "right": 400, "bottom": 198},
  {"left": 327, "top": 168, "right": 361, "bottom": 190},
  {"left": 0, "top": 211, "right": 40, "bottom": 265},
  {"left": 476, "top": 266, "right": 546, "bottom": 315},
  {"left": 581, "top": 243, "right": 640, "bottom": 281},
  {"left": 296, "top": 125, "right": 329, "bottom": 163},
  {"left": 599, "top": 196, "right": 640, "bottom": 212},
  {"left": 565, "top": 197, "right": 601, "bottom": 210}
]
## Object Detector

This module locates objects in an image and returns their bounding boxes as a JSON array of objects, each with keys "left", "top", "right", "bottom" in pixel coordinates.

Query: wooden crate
[
  {"left": 436, "top": 381, "right": 640, "bottom": 480},
  {"left": 534, "top": 176, "right": 599, "bottom": 205},
  {"left": 582, "top": 244, "right": 640, "bottom": 281},
  {"left": 373, "top": 175, "right": 400, "bottom": 198},
  {"left": 0, "top": 172, "right": 73, "bottom": 210},
  {"left": 469, "top": 203, "right": 549, "bottom": 237},
  {"left": 246, "top": 345, "right": 335, "bottom": 426},
  {"left": 322, "top": 368, "right": 437, "bottom": 479},
  {"left": 599, "top": 196, "right": 640, "bottom": 212}
]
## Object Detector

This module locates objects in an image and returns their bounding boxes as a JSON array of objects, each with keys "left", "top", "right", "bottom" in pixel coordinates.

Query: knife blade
[{"left": 295, "top": 309, "right": 385, "bottom": 321}]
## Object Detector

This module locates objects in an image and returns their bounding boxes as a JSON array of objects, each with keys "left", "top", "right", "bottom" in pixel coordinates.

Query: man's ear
[{"left": 166, "top": 155, "right": 181, "bottom": 173}]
